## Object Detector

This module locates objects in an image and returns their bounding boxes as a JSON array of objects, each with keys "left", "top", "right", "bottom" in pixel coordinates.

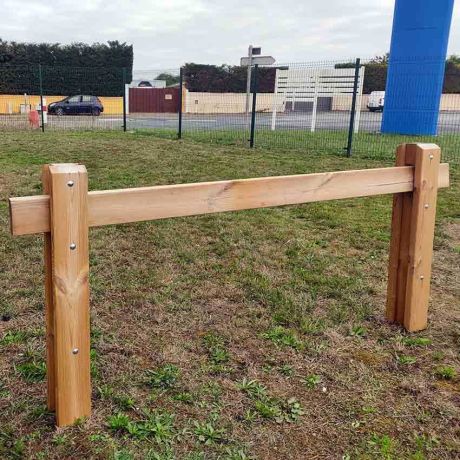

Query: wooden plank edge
[{"left": 9, "top": 163, "right": 450, "bottom": 236}]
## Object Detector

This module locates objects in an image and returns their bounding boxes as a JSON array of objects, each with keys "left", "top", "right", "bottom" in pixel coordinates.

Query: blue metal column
[{"left": 381, "top": 0, "right": 454, "bottom": 135}]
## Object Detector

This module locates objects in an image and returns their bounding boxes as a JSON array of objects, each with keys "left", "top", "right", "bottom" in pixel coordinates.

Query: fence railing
[
  {"left": 8, "top": 143, "right": 449, "bottom": 426},
  {"left": 1, "top": 60, "right": 460, "bottom": 162}
]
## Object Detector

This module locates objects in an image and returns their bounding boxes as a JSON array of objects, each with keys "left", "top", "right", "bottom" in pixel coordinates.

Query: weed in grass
[
  {"left": 193, "top": 421, "right": 226, "bottom": 445},
  {"left": 278, "top": 364, "right": 294, "bottom": 377},
  {"left": 243, "top": 409, "right": 258, "bottom": 423},
  {"left": 107, "top": 413, "right": 130, "bottom": 432},
  {"left": 52, "top": 433, "right": 68, "bottom": 446},
  {"left": 171, "top": 391, "right": 194, "bottom": 404},
  {"left": 434, "top": 365, "right": 457, "bottom": 380},
  {"left": 89, "top": 433, "right": 111, "bottom": 443},
  {"left": 113, "top": 450, "right": 134, "bottom": 460},
  {"left": 223, "top": 447, "right": 254, "bottom": 460},
  {"left": 300, "top": 318, "right": 326, "bottom": 335},
  {"left": 349, "top": 325, "right": 366, "bottom": 338},
  {"left": 97, "top": 385, "right": 134, "bottom": 409},
  {"left": 367, "top": 434, "right": 397, "bottom": 459},
  {"left": 108, "top": 410, "right": 176, "bottom": 444},
  {"left": 202, "top": 332, "right": 231, "bottom": 374},
  {"left": 396, "top": 355, "right": 417, "bottom": 365},
  {"left": 97, "top": 384, "right": 114, "bottom": 399},
  {"left": 261, "top": 363, "right": 273, "bottom": 373},
  {"left": 282, "top": 398, "right": 304, "bottom": 422},
  {"left": 262, "top": 326, "right": 303, "bottom": 350},
  {"left": 202, "top": 332, "right": 226, "bottom": 356},
  {"left": 302, "top": 374, "right": 321, "bottom": 389},
  {"left": 362, "top": 406, "right": 377, "bottom": 414},
  {"left": 200, "top": 381, "right": 222, "bottom": 401},
  {"left": 183, "top": 452, "right": 206, "bottom": 460},
  {"left": 0, "top": 330, "right": 30, "bottom": 346},
  {"left": 237, "top": 379, "right": 268, "bottom": 400},
  {"left": 431, "top": 351, "right": 445, "bottom": 361},
  {"left": 0, "top": 428, "right": 26, "bottom": 459},
  {"left": 146, "top": 364, "right": 180, "bottom": 390},
  {"left": 133, "top": 411, "right": 176, "bottom": 444},
  {"left": 401, "top": 337, "right": 432, "bottom": 347},
  {"left": 254, "top": 399, "right": 282, "bottom": 420},
  {"left": 413, "top": 434, "right": 440, "bottom": 456},
  {"left": 28, "top": 405, "right": 53, "bottom": 421},
  {"left": 113, "top": 393, "right": 136, "bottom": 410},
  {"left": 237, "top": 378, "right": 304, "bottom": 423},
  {"left": 16, "top": 360, "right": 46, "bottom": 382},
  {"left": 146, "top": 448, "right": 175, "bottom": 460}
]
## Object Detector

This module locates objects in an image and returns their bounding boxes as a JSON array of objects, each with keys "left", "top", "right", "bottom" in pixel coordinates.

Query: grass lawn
[
  {"left": 145, "top": 127, "right": 460, "bottom": 164},
  {"left": 0, "top": 130, "right": 459, "bottom": 459}
]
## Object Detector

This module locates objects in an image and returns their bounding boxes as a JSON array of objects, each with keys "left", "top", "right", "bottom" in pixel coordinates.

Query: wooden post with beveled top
[
  {"left": 46, "top": 164, "right": 91, "bottom": 426},
  {"left": 386, "top": 144, "right": 441, "bottom": 332}
]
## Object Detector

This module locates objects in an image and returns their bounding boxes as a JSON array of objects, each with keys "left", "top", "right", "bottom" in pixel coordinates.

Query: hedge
[
  {"left": 0, "top": 40, "right": 133, "bottom": 96},
  {"left": 183, "top": 63, "right": 276, "bottom": 93}
]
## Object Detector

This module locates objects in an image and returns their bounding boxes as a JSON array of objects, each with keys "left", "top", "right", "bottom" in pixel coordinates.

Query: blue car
[{"left": 48, "top": 95, "right": 104, "bottom": 116}]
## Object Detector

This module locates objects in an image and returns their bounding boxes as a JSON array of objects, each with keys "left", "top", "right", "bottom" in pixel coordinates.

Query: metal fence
[{"left": 0, "top": 59, "right": 459, "bottom": 163}]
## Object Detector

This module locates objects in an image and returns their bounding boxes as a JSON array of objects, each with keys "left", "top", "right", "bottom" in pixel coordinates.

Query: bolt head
[
  {"left": 429, "top": 155, "right": 434, "bottom": 160},
  {"left": 67, "top": 180, "right": 74, "bottom": 187},
  {"left": 420, "top": 275, "right": 425, "bottom": 280},
  {"left": 72, "top": 348, "right": 79, "bottom": 354},
  {"left": 70, "top": 243, "right": 77, "bottom": 250},
  {"left": 424, "top": 204, "right": 429, "bottom": 209}
]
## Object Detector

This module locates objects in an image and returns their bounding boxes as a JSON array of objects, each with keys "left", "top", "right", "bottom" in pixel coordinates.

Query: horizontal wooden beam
[{"left": 9, "top": 163, "right": 450, "bottom": 236}]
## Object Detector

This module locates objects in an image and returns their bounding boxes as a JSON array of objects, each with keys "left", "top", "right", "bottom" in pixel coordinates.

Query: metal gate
[{"left": 128, "top": 87, "right": 179, "bottom": 113}]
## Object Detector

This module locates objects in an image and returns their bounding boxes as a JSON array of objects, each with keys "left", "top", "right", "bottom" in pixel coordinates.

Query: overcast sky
[{"left": 1, "top": 0, "right": 459, "bottom": 71}]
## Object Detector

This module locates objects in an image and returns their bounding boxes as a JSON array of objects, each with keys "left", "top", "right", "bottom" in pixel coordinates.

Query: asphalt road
[
  {"left": 129, "top": 111, "right": 460, "bottom": 134},
  {"left": 2, "top": 111, "right": 460, "bottom": 134}
]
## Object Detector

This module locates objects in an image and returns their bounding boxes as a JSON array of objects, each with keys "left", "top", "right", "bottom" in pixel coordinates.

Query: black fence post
[
  {"left": 178, "top": 67, "right": 183, "bottom": 139},
  {"left": 122, "top": 67, "right": 127, "bottom": 132},
  {"left": 346, "top": 58, "right": 361, "bottom": 157},
  {"left": 38, "top": 64, "right": 45, "bottom": 133},
  {"left": 249, "top": 64, "right": 259, "bottom": 148}
]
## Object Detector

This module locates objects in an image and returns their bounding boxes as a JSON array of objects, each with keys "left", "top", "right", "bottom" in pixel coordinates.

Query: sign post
[
  {"left": 245, "top": 46, "right": 253, "bottom": 114},
  {"left": 241, "top": 46, "right": 275, "bottom": 116}
]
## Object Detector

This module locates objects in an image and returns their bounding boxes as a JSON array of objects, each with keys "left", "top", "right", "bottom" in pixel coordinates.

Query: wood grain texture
[
  {"left": 403, "top": 145, "right": 441, "bottom": 332},
  {"left": 385, "top": 144, "right": 407, "bottom": 322},
  {"left": 49, "top": 164, "right": 91, "bottom": 426},
  {"left": 9, "top": 163, "right": 450, "bottom": 236},
  {"left": 42, "top": 165, "right": 56, "bottom": 411}
]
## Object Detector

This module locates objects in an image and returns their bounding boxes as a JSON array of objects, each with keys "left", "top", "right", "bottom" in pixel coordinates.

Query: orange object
[{"left": 28, "top": 110, "right": 40, "bottom": 129}]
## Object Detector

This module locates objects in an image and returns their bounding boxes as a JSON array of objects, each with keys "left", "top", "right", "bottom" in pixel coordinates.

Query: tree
[
  {"left": 336, "top": 53, "right": 460, "bottom": 94},
  {"left": 155, "top": 72, "right": 180, "bottom": 86}
]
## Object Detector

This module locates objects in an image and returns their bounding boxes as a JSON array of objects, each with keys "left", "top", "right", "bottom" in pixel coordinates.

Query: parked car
[
  {"left": 367, "top": 91, "right": 385, "bottom": 112},
  {"left": 48, "top": 95, "right": 104, "bottom": 116}
]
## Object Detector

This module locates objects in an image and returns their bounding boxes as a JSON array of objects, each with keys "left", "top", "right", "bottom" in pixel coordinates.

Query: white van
[{"left": 367, "top": 91, "right": 385, "bottom": 112}]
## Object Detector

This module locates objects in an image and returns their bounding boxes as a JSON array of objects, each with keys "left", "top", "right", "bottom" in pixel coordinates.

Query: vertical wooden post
[
  {"left": 48, "top": 164, "right": 91, "bottom": 426},
  {"left": 42, "top": 165, "right": 56, "bottom": 411},
  {"left": 386, "top": 144, "right": 441, "bottom": 332}
]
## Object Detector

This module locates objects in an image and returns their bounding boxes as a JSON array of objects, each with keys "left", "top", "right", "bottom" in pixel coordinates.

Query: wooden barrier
[{"left": 8, "top": 143, "right": 449, "bottom": 427}]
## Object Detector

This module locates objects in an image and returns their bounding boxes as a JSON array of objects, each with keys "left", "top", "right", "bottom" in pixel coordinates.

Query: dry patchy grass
[{"left": 0, "top": 130, "right": 459, "bottom": 459}]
